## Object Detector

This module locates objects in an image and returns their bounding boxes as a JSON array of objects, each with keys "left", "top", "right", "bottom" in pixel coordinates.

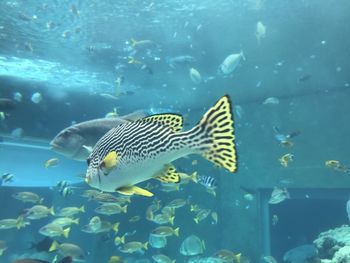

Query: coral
[
  {"left": 314, "top": 226, "right": 350, "bottom": 263},
  {"left": 331, "top": 246, "right": 350, "bottom": 263}
]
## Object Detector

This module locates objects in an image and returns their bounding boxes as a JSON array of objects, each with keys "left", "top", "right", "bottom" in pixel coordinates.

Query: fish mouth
[
  {"left": 85, "top": 174, "right": 92, "bottom": 184},
  {"left": 49, "top": 141, "right": 62, "bottom": 150}
]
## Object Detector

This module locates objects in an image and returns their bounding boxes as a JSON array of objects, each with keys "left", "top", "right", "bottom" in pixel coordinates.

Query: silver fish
[
  {"left": 268, "top": 187, "right": 290, "bottom": 204},
  {"left": 50, "top": 111, "right": 145, "bottom": 161},
  {"left": 180, "top": 235, "right": 205, "bottom": 256}
]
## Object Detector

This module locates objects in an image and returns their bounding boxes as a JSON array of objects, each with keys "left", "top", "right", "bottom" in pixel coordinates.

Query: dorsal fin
[{"left": 141, "top": 114, "right": 183, "bottom": 132}]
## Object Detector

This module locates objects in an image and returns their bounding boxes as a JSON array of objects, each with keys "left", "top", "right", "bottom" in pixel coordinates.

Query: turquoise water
[{"left": 1, "top": 1, "right": 350, "bottom": 263}]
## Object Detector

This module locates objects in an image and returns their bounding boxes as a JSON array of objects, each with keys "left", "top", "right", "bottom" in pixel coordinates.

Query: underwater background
[{"left": 1, "top": 0, "right": 350, "bottom": 263}]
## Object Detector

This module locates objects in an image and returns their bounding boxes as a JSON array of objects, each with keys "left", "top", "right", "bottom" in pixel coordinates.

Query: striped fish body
[
  {"left": 198, "top": 175, "right": 218, "bottom": 189},
  {"left": 86, "top": 95, "right": 237, "bottom": 194},
  {"left": 86, "top": 122, "right": 196, "bottom": 192}
]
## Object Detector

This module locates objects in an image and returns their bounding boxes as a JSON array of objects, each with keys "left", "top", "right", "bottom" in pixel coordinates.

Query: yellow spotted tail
[{"left": 189, "top": 95, "right": 237, "bottom": 173}]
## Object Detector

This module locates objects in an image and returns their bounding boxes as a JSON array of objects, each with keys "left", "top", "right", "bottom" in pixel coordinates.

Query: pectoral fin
[
  {"left": 82, "top": 145, "right": 93, "bottom": 153},
  {"left": 117, "top": 186, "right": 154, "bottom": 197},
  {"left": 154, "top": 164, "right": 181, "bottom": 183}
]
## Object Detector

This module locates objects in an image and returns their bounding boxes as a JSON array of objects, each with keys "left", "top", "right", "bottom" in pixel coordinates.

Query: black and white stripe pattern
[{"left": 88, "top": 120, "right": 191, "bottom": 170}]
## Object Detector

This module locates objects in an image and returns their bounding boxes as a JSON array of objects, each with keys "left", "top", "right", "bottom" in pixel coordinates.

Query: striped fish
[
  {"left": 198, "top": 175, "right": 217, "bottom": 189},
  {"left": 85, "top": 95, "right": 237, "bottom": 197}
]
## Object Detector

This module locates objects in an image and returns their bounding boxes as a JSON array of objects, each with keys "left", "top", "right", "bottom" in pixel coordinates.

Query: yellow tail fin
[
  {"left": 235, "top": 253, "right": 241, "bottom": 263},
  {"left": 49, "top": 240, "right": 59, "bottom": 252},
  {"left": 114, "top": 234, "right": 125, "bottom": 245},
  {"left": 191, "top": 171, "right": 198, "bottom": 183},
  {"left": 143, "top": 242, "right": 148, "bottom": 250},
  {"left": 192, "top": 95, "right": 237, "bottom": 173},
  {"left": 113, "top": 222, "right": 120, "bottom": 233},
  {"left": 50, "top": 206, "right": 55, "bottom": 216},
  {"left": 169, "top": 216, "right": 175, "bottom": 225},
  {"left": 16, "top": 216, "right": 25, "bottom": 229},
  {"left": 173, "top": 227, "right": 180, "bottom": 237},
  {"left": 63, "top": 227, "right": 70, "bottom": 238}
]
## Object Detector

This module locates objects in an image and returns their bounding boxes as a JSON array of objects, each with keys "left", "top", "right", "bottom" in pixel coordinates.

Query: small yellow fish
[
  {"left": 215, "top": 249, "right": 241, "bottom": 263},
  {"left": 151, "top": 213, "right": 175, "bottom": 225},
  {"left": 279, "top": 153, "right": 294, "bottom": 167},
  {"left": 153, "top": 254, "right": 176, "bottom": 263},
  {"left": 109, "top": 256, "right": 123, "bottom": 263},
  {"left": 39, "top": 223, "right": 70, "bottom": 238},
  {"left": 190, "top": 204, "right": 201, "bottom": 212},
  {"left": 82, "top": 218, "right": 119, "bottom": 234},
  {"left": 49, "top": 241, "right": 85, "bottom": 261},
  {"left": 84, "top": 191, "right": 124, "bottom": 203},
  {"left": 194, "top": 209, "right": 211, "bottom": 224},
  {"left": 178, "top": 171, "right": 198, "bottom": 184},
  {"left": 56, "top": 205, "right": 85, "bottom": 217},
  {"left": 44, "top": 158, "right": 59, "bottom": 168},
  {"left": 145, "top": 200, "right": 161, "bottom": 220},
  {"left": 130, "top": 38, "right": 154, "bottom": 48},
  {"left": 114, "top": 234, "right": 126, "bottom": 246},
  {"left": 95, "top": 203, "right": 127, "bottom": 215},
  {"left": 25, "top": 205, "right": 55, "bottom": 220},
  {"left": 325, "top": 160, "right": 340, "bottom": 167},
  {"left": 51, "top": 217, "right": 79, "bottom": 227},
  {"left": 12, "top": 191, "right": 43, "bottom": 204},
  {"left": 161, "top": 206, "right": 175, "bottom": 216},
  {"left": 151, "top": 226, "right": 179, "bottom": 237},
  {"left": 325, "top": 160, "right": 349, "bottom": 173},
  {"left": 80, "top": 189, "right": 100, "bottom": 200},
  {"left": 0, "top": 217, "right": 29, "bottom": 230},
  {"left": 119, "top": 241, "right": 148, "bottom": 253}
]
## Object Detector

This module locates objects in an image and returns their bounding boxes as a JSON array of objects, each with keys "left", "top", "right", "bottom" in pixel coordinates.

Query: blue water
[{"left": 1, "top": 1, "right": 350, "bottom": 263}]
